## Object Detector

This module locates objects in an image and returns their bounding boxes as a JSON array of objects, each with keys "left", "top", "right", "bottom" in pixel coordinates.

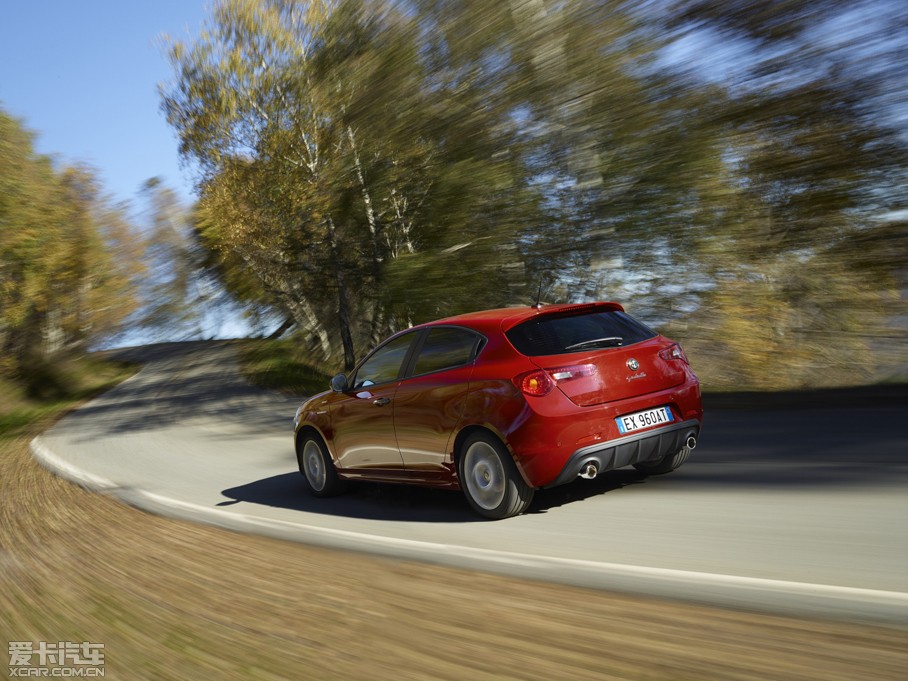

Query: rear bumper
[{"left": 546, "top": 419, "right": 700, "bottom": 488}]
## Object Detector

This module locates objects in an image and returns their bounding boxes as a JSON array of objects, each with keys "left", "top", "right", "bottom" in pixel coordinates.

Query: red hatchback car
[{"left": 293, "top": 302, "right": 702, "bottom": 519}]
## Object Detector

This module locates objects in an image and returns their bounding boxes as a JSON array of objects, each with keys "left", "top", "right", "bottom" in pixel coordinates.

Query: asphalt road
[{"left": 33, "top": 341, "right": 908, "bottom": 623}]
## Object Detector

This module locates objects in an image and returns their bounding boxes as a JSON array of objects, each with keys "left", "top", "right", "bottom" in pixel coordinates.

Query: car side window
[
  {"left": 412, "top": 327, "right": 479, "bottom": 377},
  {"left": 352, "top": 332, "right": 415, "bottom": 389}
]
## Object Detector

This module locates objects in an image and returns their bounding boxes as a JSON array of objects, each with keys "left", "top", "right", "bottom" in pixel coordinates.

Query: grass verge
[
  {"left": 236, "top": 338, "right": 332, "bottom": 395},
  {"left": 0, "top": 355, "right": 136, "bottom": 437}
]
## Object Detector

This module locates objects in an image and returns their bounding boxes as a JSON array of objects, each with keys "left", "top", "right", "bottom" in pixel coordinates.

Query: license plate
[{"left": 616, "top": 406, "right": 673, "bottom": 434}]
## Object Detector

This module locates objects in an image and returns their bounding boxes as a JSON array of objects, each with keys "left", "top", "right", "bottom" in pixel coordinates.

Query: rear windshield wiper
[{"left": 564, "top": 336, "right": 623, "bottom": 350}]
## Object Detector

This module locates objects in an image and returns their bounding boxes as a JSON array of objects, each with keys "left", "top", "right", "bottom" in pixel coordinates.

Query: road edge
[{"left": 30, "top": 435, "right": 908, "bottom": 627}]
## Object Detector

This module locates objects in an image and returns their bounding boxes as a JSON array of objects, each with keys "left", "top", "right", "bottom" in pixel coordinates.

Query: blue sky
[
  {"left": 0, "top": 0, "right": 208, "bottom": 205},
  {"left": 3, "top": 0, "right": 904, "bottom": 210}
]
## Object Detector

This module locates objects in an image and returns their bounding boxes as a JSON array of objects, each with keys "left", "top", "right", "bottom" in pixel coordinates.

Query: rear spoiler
[{"left": 500, "top": 302, "right": 625, "bottom": 332}]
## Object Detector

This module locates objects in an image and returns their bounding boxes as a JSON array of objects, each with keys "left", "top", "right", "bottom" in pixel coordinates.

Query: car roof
[{"left": 424, "top": 301, "right": 626, "bottom": 334}]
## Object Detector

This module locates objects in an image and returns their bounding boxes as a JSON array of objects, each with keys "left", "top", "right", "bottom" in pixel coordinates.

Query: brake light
[
  {"left": 516, "top": 370, "right": 555, "bottom": 396},
  {"left": 515, "top": 364, "right": 596, "bottom": 397},
  {"left": 659, "top": 343, "right": 689, "bottom": 364}
]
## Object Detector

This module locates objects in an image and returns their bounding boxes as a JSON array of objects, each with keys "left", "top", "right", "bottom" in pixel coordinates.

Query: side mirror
[{"left": 330, "top": 373, "right": 348, "bottom": 392}]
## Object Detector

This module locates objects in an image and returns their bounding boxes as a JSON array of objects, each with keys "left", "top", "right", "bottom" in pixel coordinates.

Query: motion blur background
[
  {"left": 2, "top": 5, "right": 908, "bottom": 679},
  {"left": 2, "top": 0, "right": 907, "bottom": 397}
]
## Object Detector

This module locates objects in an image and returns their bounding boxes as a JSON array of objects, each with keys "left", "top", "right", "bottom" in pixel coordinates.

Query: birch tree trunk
[{"left": 325, "top": 217, "right": 357, "bottom": 370}]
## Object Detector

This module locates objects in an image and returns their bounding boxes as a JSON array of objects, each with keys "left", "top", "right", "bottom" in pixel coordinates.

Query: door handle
[{"left": 373, "top": 397, "right": 390, "bottom": 407}]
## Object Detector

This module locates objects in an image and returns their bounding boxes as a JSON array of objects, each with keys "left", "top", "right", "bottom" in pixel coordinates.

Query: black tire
[
  {"left": 297, "top": 432, "right": 345, "bottom": 497},
  {"left": 457, "top": 432, "right": 534, "bottom": 519},
  {"left": 633, "top": 444, "right": 692, "bottom": 475}
]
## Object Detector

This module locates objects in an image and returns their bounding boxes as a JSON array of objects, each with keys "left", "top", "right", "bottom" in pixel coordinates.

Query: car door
[
  {"left": 330, "top": 331, "right": 418, "bottom": 473},
  {"left": 393, "top": 326, "right": 483, "bottom": 476}
]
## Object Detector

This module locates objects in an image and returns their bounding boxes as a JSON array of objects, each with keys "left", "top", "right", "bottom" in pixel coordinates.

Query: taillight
[
  {"left": 659, "top": 343, "right": 689, "bottom": 364},
  {"left": 548, "top": 364, "right": 596, "bottom": 382},
  {"left": 514, "top": 364, "right": 596, "bottom": 397},
  {"left": 516, "top": 369, "right": 555, "bottom": 396}
]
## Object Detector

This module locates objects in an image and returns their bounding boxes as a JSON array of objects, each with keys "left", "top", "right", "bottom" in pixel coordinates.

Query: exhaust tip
[
  {"left": 579, "top": 462, "right": 599, "bottom": 479},
  {"left": 686, "top": 435, "right": 698, "bottom": 450}
]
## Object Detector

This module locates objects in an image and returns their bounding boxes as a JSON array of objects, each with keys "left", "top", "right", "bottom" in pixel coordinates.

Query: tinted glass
[
  {"left": 353, "top": 332, "right": 415, "bottom": 388},
  {"left": 506, "top": 310, "right": 656, "bottom": 356},
  {"left": 413, "top": 327, "right": 479, "bottom": 376}
]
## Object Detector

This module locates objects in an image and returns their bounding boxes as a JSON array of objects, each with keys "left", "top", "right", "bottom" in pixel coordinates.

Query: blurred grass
[
  {"left": 236, "top": 338, "right": 332, "bottom": 395},
  {"left": 0, "top": 355, "right": 136, "bottom": 438}
]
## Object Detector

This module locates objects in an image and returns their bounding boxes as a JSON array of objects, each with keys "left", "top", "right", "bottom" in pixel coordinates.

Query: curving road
[{"left": 33, "top": 341, "right": 908, "bottom": 623}]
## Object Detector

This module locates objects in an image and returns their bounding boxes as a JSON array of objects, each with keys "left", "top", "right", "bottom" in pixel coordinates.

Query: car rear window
[{"left": 506, "top": 310, "right": 656, "bottom": 356}]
